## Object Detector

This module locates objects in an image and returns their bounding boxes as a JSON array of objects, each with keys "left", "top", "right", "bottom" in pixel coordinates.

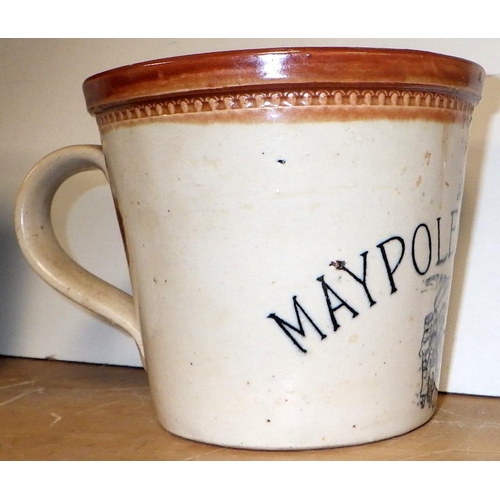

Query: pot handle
[{"left": 14, "top": 145, "right": 144, "bottom": 364}]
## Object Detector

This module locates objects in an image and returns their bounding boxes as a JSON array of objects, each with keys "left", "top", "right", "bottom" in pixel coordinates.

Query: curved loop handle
[{"left": 14, "top": 145, "right": 144, "bottom": 364}]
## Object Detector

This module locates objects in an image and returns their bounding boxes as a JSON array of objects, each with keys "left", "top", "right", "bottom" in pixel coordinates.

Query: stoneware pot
[{"left": 15, "top": 47, "right": 485, "bottom": 449}]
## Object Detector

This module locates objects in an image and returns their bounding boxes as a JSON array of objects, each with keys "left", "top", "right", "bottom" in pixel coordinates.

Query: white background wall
[{"left": 2, "top": 39, "right": 499, "bottom": 395}]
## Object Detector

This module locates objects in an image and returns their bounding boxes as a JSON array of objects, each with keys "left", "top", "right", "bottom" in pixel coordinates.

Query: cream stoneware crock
[{"left": 15, "top": 47, "right": 485, "bottom": 449}]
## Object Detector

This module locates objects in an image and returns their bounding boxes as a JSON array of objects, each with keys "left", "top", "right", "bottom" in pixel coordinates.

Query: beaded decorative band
[{"left": 95, "top": 87, "right": 473, "bottom": 129}]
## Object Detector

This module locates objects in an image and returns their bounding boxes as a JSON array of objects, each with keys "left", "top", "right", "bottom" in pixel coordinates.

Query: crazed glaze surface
[{"left": 16, "top": 48, "right": 484, "bottom": 449}]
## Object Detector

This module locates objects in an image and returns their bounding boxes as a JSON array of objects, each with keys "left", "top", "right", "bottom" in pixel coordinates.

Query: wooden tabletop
[{"left": 1, "top": 355, "right": 499, "bottom": 460}]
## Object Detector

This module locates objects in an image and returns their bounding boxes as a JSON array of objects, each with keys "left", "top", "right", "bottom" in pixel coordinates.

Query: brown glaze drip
[{"left": 84, "top": 47, "right": 484, "bottom": 130}]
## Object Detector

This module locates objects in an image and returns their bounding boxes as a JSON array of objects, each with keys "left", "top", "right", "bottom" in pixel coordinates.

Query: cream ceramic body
[
  {"left": 100, "top": 117, "right": 467, "bottom": 448},
  {"left": 14, "top": 48, "right": 484, "bottom": 449}
]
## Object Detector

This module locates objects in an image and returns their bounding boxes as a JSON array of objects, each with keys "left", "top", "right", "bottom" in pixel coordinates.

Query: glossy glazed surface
[{"left": 83, "top": 47, "right": 484, "bottom": 116}]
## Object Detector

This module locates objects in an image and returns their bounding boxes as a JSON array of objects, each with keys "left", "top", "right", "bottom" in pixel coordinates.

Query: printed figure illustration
[{"left": 418, "top": 274, "right": 450, "bottom": 409}]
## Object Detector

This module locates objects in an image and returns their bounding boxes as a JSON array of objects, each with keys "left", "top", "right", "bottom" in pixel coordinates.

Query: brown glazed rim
[{"left": 83, "top": 47, "right": 485, "bottom": 116}]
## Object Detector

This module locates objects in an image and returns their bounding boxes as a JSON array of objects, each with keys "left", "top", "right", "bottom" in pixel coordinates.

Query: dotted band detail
[{"left": 96, "top": 88, "right": 472, "bottom": 127}]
